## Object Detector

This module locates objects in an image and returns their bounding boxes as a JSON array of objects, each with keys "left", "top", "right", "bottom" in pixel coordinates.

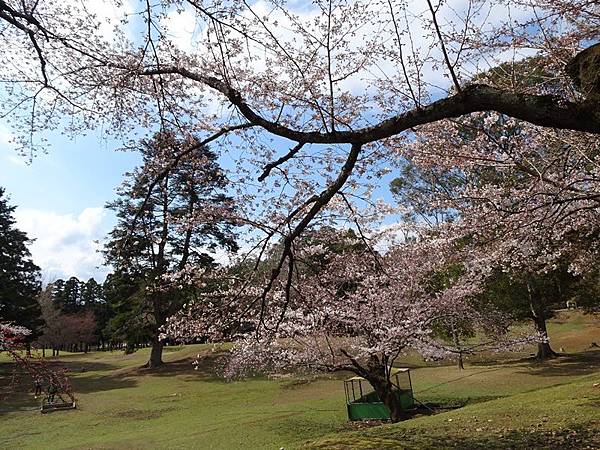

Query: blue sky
[{"left": 0, "top": 127, "right": 141, "bottom": 282}]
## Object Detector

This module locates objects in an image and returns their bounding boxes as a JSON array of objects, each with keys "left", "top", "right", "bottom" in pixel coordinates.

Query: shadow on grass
[
  {"left": 0, "top": 360, "right": 138, "bottom": 415},
  {"left": 71, "top": 372, "right": 138, "bottom": 394},
  {"left": 513, "top": 350, "right": 600, "bottom": 378},
  {"left": 115, "top": 351, "right": 228, "bottom": 382}
]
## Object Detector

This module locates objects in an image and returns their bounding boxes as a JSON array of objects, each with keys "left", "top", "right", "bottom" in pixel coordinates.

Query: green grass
[
  {"left": 1, "top": 311, "right": 599, "bottom": 449},
  {"left": 1, "top": 345, "right": 349, "bottom": 449},
  {"left": 309, "top": 376, "right": 600, "bottom": 449}
]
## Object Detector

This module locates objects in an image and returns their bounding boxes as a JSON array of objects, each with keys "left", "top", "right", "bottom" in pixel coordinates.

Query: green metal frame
[{"left": 344, "top": 368, "right": 414, "bottom": 421}]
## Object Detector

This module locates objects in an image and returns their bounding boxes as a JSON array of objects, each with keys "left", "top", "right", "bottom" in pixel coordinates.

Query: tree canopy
[{"left": 0, "top": 2, "right": 598, "bottom": 329}]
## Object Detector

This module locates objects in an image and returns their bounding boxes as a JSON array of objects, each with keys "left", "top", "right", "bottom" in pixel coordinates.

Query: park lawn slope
[
  {"left": 0, "top": 311, "right": 598, "bottom": 449},
  {"left": 307, "top": 374, "right": 600, "bottom": 449},
  {"left": 0, "top": 345, "right": 348, "bottom": 450}
]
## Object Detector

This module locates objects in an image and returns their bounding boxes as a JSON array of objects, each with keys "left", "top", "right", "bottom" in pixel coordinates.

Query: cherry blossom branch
[
  {"left": 138, "top": 65, "right": 600, "bottom": 138},
  {"left": 387, "top": 0, "right": 419, "bottom": 108},
  {"left": 426, "top": 0, "right": 463, "bottom": 95},
  {"left": 240, "top": 0, "right": 331, "bottom": 131},
  {"left": 339, "top": 192, "right": 386, "bottom": 272},
  {"left": 255, "top": 143, "right": 362, "bottom": 330}
]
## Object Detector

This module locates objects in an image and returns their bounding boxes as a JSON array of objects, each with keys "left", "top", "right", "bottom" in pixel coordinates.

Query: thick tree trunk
[
  {"left": 528, "top": 282, "right": 559, "bottom": 360},
  {"left": 533, "top": 315, "right": 559, "bottom": 360},
  {"left": 371, "top": 381, "right": 406, "bottom": 422},
  {"left": 362, "top": 356, "right": 409, "bottom": 423},
  {"left": 144, "top": 295, "right": 167, "bottom": 369},
  {"left": 144, "top": 337, "right": 163, "bottom": 368}
]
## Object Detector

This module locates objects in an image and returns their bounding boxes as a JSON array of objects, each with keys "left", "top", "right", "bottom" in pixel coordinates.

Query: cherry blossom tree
[
  {"left": 0, "top": 1, "right": 599, "bottom": 338},
  {"left": 165, "top": 233, "right": 532, "bottom": 421},
  {"left": 391, "top": 101, "right": 600, "bottom": 358}
]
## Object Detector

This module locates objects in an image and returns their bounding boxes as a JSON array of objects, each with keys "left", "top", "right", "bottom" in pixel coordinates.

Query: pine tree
[
  {"left": 104, "top": 131, "right": 238, "bottom": 367},
  {"left": 0, "top": 187, "right": 42, "bottom": 343},
  {"left": 81, "top": 278, "right": 103, "bottom": 306},
  {"left": 61, "top": 276, "right": 82, "bottom": 313}
]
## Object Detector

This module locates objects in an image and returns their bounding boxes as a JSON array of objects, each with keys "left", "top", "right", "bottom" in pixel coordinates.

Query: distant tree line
[
  {"left": 35, "top": 274, "right": 181, "bottom": 356},
  {"left": 36, "top": 277, "right": 105, "bottom": 355}
]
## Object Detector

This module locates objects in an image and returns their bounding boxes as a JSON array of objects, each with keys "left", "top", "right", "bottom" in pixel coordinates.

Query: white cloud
[
  {"left": 163, "top": 8, "right": 203, "bottom": 54},
  {"left": 13, "top": 207, "right": 111, "bottom": 283},
  {"left": 0, "top": 124, "right": 12, "bottom": 147},
  {"left": 373, "top": 222, "right": 409, "bottom": 254}
]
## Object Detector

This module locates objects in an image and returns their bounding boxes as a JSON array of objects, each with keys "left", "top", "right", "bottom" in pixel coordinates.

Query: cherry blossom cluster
[
  {"left": 0, "top": 323, "right": 31, "bottom": 351},
  {"left": 164, "top": 232, "right": 534, "bottom": 378},
  {"left": 404, "top": 115, "right": 600, "bottom": 276}
]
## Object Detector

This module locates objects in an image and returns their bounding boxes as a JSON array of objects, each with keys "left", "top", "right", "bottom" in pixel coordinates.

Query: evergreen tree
[
  {"left": 81, "top": 278, "right": 103, "bottom": 306},
  {"left": 104, "top": 131, "right": 238, "bottom": 367},
  {"left": 102, "top": 271, "right": 150, "bottom": 352},
  {"left": 0, "top": 187, "right": 42, "bottom": 342},
  {"left": 50, "top": 279, "right": 66, "bottom": 306},
  {"left": 61, "top": 276, "right": 82, "bottom": 313}
]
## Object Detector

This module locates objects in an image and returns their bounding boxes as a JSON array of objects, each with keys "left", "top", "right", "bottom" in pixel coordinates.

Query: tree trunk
[
  {"left": 452, "top": 326, "right": 464, "bottom": 370},
  {"left": 533, "top": 315, "right": 559, "bottom": 360},
  {"left": 362, "top": 356, "right": 409, "bottom": 423},
  {"left": 144, "top": 337, "right": 163, "bottom": 368},
  {"left": 528, "top": 282, "right": 559, "bottom": 360},
  {"left": 376, "top": 382, "right": 405, "bottom": 422}
]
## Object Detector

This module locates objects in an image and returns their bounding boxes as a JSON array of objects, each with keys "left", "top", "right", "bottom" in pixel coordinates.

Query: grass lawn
[{"left": 1, "top": 311, "right": 599, "bottom": 449}]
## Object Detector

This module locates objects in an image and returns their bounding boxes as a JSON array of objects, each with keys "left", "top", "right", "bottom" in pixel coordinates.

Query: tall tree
[
  {"left": 104, "top": 131, "right": 238, "bottom": 367},
  {"left": 102, "top": 271, "right": 153, "bottom": 354},
  {"left": 0, "top": 187, "right": 41, "bottom": 344},
  {"left": 0, "top": 1, "right": 599, "bottom": 339},
  {"left": 80, "top": 278, "right": 104, "bottom": 307},
  {"left": 61, "top": 277, "right": 83, "bottom": 313}
]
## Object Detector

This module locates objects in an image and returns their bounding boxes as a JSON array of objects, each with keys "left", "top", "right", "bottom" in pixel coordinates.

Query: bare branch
[
  {"left": 258, "top": 142, "right": 305, "bottom": 181},
  {"left": 426, "top": 0, "right": 463, "bottom": 95}
]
